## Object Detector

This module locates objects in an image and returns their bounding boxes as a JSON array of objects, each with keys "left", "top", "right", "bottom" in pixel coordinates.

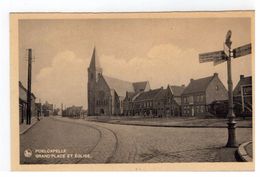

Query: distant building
[
  {"left": 42, "top": 101, "right": 54, "bottom": 117},
  {"left": 81, "top": 109, "right": 88, "bottom": 118},
  {"left": 62, "top": 105, "right": 83, "bottom": 118},
  {"left": 53, "top": 108, "right": 60, "bottom": 116},
  {"left": 233, "top": 75, "right": 252, "bottom": 117},
  {"left": 19, "top": 81, "right": 36, "bottom": 124},
  {"left": 87, "top": 48, "right": 150, "bottom": 116},
  {"left": 181, "top": 73, "right": 228, "bottom": 117},
  {"left": 35, "top": 102, "right": 42, "bottom": 117}
]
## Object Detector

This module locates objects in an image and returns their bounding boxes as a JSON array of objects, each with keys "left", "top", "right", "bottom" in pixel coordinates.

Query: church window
[
  {"left": 90, "top": 73, "right": 93, "bottom": 80},
  {"left": 99, "top": 91, "right": 105, "bottom": 99}
]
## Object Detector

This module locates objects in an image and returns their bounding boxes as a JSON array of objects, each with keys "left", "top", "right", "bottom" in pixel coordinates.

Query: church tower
[{"left": 88, "top": 47, "right": 102, "bottom": 116}]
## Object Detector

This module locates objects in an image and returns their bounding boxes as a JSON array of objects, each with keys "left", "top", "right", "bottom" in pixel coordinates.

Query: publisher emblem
[{"left": 24, "top": 149, "right": 33, "bottom": 158}]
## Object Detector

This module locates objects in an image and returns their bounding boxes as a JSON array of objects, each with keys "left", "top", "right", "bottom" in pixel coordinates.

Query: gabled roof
[
  {"left": 174, "top": 97, "right": 182, "bottom": 106},
  {"left": 182, "top": 74, "right": 216, "bottom": 95},
  {"left": 133, "top": 81, "right": 149, "bottom": 92},
  {"left": 103, "top": 75, "right": 134, "bottom": 97},
  {"left": 135, "top": 88, "right": 162, "bottom": 101},
  {"left": 126, "top": 92, "right": 138, "bottom": 99},
  {"left": 237, "top": 76, "right": 252, "bottom": 86},
  {"left": 169, "top": 85, "right": 185, "bottom": 96},
  {"left": 124, "top": 91, "right": 141, "bottom": 101},
  {"left": 127, "top": 92, "right": 136, "bottom": 98},
  {"left": 154, "top": 89, "right": 168, "bottom": 100},
  {"left": 233, "top": 75, "right": 252, "bottom": 96}
]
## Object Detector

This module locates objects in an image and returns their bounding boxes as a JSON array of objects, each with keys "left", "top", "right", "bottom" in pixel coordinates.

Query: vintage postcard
[{"left": 10, "top": 12, "right": 254, "bottom": 171}]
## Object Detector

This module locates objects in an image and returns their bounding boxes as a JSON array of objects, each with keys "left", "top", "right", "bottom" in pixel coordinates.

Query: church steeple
[
  {"left": 89, "top": 47, "right": 101, "bottom": 70},
  {"left": 88, "top": 47, "right": 102, "bottom": 116}
]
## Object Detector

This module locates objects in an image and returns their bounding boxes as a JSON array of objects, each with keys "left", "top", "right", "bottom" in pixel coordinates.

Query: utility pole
[{"left": 26, "top": 49, "right": 32, "bottom": 125}]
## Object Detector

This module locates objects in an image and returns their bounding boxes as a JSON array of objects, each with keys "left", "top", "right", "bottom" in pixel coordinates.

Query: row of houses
[
  {"left": 123, "top": 85, "right": 184, "bottom": 117},
  {"left": 19, "top": 81, "right": 55, "bottom": 124},
  {"left": 122, "top": 73, "right": 252, "bottom": 118},
  {"left": 122, "top": 73, "right": 227, "bottom": 117}
]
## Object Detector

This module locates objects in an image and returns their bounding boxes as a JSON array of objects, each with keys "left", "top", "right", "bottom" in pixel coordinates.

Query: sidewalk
[
  {"left": 20, "top": 117, "right": 41, "bottom": 135},
  {"left": 237, "top": 141, "right": 253, "bottom": 162}
]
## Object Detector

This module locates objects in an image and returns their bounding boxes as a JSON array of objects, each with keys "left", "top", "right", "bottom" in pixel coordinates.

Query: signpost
[
  {"left": 233, "top": 43, "right": 252, "bottom": 58},
  {"left": 199, "top": 30, "right": 252, "bottom": 147},
  {"left": 199, "top": 50, "right": 227, "bottom": 63}
]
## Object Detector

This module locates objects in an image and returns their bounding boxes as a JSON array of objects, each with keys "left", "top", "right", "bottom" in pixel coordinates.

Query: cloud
[
  {"left": 33, "top": 50, "right": 87, "bottom": 108},
  {"left": 99, "top": 43, "right": 223, "bottom": 89}
]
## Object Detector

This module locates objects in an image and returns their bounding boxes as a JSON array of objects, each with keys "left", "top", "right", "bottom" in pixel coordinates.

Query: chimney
[
  {"left": 181, "top": 84, "right": 185, "bottom": 88},
  {"left": 213, "top": 73, "right": 218, "bottom": 77},
  {"left": 190, "top": 79, "right": 194, "bottom": 82},
  {"left": 240, "top": 75, "right": 244, "bottom": 80}
]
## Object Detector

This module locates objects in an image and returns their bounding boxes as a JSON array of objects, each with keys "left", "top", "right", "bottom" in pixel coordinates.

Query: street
[{"left": 20, "top": 116, "right": 252, "bottom": 164}]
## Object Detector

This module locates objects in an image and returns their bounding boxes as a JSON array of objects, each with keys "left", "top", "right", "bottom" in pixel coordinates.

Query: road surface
[{"left": 20, "top": 117, "right": 252, "bottom": 164}]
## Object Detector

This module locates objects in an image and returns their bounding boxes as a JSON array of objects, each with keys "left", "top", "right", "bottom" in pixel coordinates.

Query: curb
[
  {"left": 86, "top": 119, "right": 252, "bottom": 129},
  {"left": 237, "top": 141, "right": 253, "bottom": 162},
  {"left": 20, "top": 118, "right": 40, "bottom": 135}
]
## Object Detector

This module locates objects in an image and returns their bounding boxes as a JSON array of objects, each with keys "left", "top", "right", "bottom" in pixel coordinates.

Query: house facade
[
  {"left": 19, "top": 81, "right": 36, "bottom": 124},
  {"left": 132, "top": 88, "right": 162, "bottom": 116},
  {"left": 233, "top": 75, "right": 252, "bottom": 116},
  {"left": 122, "top": 85, "right": 185, "bottom": 117},
  {"left": 181, "top": 73, "right": 228, "bottom": 117}
]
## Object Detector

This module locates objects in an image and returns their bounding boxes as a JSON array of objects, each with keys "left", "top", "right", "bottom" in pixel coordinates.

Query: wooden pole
[{"left": 26, "top": 49, "right": 32, "bottom": 125}]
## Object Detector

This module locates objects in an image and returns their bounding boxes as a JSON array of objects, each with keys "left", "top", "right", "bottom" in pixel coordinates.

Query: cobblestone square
[{"left": 20, "top": 116, "right": 252, "bottom": 164}]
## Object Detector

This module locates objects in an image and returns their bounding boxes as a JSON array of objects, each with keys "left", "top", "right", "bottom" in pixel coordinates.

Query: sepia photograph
[{"left": 11, "top": 12, "right": 254, "bottom": 170}]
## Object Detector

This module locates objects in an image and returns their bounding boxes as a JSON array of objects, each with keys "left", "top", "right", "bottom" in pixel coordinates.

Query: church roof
[
  {"left": 182, "top": 74, "right": 217, "bottom": 95},
  {"left": 133, "top": 81, "right": 149, "bottom": 92},
  {"left": 103, "top": 75, "right": 134, "bottom": 97}
]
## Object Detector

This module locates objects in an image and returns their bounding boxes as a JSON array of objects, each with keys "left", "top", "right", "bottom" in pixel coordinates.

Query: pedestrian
[{"left": 37, "top": 110, "right": 40, "bottom": 121}]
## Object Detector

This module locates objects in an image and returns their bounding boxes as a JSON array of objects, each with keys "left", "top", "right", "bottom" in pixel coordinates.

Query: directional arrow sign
[
  {"left": 233, "top": 43, "right": 251, "bottom": 58},
  {"left": 214, "top": 57, "right": 226, "bottom": 66},
  {"left": 199, "top": 50, "right": 227, "bottom": 63}
]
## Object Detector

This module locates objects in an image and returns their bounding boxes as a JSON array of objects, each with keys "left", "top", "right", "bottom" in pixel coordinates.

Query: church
[{"left": 87, "top": 48, "right": 150, "bottom": 116}]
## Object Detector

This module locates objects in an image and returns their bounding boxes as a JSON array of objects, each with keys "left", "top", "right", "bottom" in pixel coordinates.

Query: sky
[{"left": 19, "top": 17, "right": 252, "bottom": 109}]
